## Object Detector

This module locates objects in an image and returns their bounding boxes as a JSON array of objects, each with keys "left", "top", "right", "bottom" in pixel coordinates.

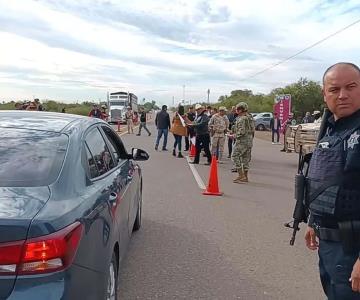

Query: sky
[{"left": 0, "top": 0, "right": 359, "bottom": 106}]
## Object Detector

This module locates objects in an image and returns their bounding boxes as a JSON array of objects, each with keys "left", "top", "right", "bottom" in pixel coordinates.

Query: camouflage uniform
[
  {"left": 232, "top": 103, "right": 255, "bottom": 182},
  {"left": 208, "top": 112, "right": 229, "bottom": 161},
  {"left": 125, "top": 109, "right": 134, "bottom": 134}
]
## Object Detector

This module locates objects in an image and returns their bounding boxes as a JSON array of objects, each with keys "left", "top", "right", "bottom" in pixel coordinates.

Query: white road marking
[{"left": 186, "top": 156, "right": 206, "bottom": 190}]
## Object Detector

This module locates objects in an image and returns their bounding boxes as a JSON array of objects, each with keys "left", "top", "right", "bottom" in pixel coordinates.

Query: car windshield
[{"left": 0, "top": 128, "right": 68, "bottom": 187}]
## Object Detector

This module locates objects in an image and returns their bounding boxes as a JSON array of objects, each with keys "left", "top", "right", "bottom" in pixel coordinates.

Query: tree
[
  {"left": 217, "top": 78, "right": 324, "bottom": 118},
  {"left": 270, "top": 78, "right": 323, "bottom": 117},
  {"left": 141, "top": 100, "right": 159, "bottom": 112}
]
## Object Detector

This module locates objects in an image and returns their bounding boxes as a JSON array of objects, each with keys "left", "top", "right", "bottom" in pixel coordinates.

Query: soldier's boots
[
  {"left": 243, "top": 170, "right": 249, "bottom": 182},
  {"left": 233, "top": 170, "right": 248, "bottom": 183}
]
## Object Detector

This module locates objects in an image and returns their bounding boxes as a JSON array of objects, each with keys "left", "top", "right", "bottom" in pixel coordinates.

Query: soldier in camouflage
[
  {"left": 208, "top": 106, "right": 229, "bottom": 162},
  {"left": 231, "top": 102, "right": 255, "bottom": 183}
]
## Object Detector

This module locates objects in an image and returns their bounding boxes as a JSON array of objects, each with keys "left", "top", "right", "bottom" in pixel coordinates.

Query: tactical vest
[{"left": 307, "top": 126, "right": 360, "bottom": 219}]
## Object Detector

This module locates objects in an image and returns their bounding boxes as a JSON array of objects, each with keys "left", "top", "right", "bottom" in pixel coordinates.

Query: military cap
[
  {"left": 219, "top": 106, "right": 227, "bottom": 111},
  {"left": 236, "top": 102, "right": 248, "bottom": 111}
]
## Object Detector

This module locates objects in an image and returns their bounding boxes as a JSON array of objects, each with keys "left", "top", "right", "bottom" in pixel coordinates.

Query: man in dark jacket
[
  {"left": 155, "top": 105, "right": 171, "bottom": 151},
  {"left": 137, "top": 107, "right": 151, "bottom": 136},
  {"left": 184, "top": 106, "right": 196, "bottom": 151},
  {"left": 227, "top": 106, "right": 238, "bottom": 158},
  {"left": 189, "top": 104, "right": 212, "bottom": 165},
  {"left": 270, "top": 112, "right": 281, "bottom": 144}
]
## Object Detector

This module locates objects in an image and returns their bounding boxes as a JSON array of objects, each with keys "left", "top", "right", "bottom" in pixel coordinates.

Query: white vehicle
[
  {"left": 107, "top": 91, "right": 138, "bottom": 124},
  {"left": 254, "top": 112, "right": 273, "bottom": 131}
]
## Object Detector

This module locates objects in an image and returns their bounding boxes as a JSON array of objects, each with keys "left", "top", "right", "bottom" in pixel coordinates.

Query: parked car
[
  {"left": 0, "top": 111, "right": 149, "bottom": 300},
  {"left": 254, "top": 112, "right": 273, "bottom": 131}
]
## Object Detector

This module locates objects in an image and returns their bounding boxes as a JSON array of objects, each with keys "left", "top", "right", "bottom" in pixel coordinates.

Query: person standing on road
[
  {"left": 137, "top": 107, "right": 151, "bottom": 136},
  {"left": 189, "top": 104, "right": 212, "bottom": 165},
  {"left": 125, "top": 106, "right": 134, "bottom": 134},
  {"left": 270, "top": 112, "right": 281, "bottom": 144},
  {"left": 302, "top": 111, "right": 313, "bottom": 124},
  {"left": 133, "top": 111, "right": 139, "bottom": 126},
  {"left": 304, "top": 62, "right": 360, "bottom": 299},
  {"left": 231, "top": 102, "right": 255, "bottom": 183},
  {"left": 34, "top": 98, "right": 44, "bottom": 111},
  {"left": 312, "top": 110, "right": 322, "bottom": 124},
  {"left": 155, "top": 105, "right": 171, "bottom": 151},
  {"left": 88, "top": 104, "right": 103, "bottom": 119},
  {"left": 184, "top": 106, "right": 196, "bottom": 151},
  {"left": 227, "top": 106, "right": 238, "bottom": 158},
  {"left": 208, "top": 106, "right": 229, "bottom": 163},
  {"left": 101, "top": 105, "right": 109, "bottom": 121},
  {"left": 170, "top": 104, "right": 187, "bottom": 158},
  {"left": 280, "top": 112, "right": 296, "bottom": 152}
]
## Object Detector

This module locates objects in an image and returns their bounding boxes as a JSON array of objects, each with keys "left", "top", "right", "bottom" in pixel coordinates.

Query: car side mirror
[{"left": 131, "top": 148, "right": 149, "bottom": 161}]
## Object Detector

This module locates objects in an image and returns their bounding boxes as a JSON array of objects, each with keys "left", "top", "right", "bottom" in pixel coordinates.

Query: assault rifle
[{"left": 284, "top": 109, "right": 332, "bottom": 245}]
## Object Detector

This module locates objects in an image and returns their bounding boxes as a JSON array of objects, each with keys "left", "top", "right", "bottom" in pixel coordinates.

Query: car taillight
[
  {"left": 0, "top": 222, "right": 83, "bottom": 276},
  {"left": 0, "top": 241, "right": 24, "bottom": 275}
]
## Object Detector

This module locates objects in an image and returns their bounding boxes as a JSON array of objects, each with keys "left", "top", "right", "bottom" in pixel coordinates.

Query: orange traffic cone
[
  {"left": 203, "top": 156, "right": 223, "bottom": 196},
  {"left": 189, "top": 143, "right": 196, "bottom": 158}
]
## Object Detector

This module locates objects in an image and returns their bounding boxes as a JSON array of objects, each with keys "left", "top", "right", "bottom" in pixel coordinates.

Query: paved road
[{"left": 116, "top": 123, "right": 323, "bottom": 299}]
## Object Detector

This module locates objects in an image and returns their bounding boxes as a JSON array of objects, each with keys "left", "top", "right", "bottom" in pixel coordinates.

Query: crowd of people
[
  {"left": 153, "top": 102, "right": 255, "bottom": 183},
  {"left": 14, "top": 99, "right": 44, "bottom": 111},
  {"left": 302, "top": 110, "right": 322, "bottom": 124},
  {"left": 88, "top": 104, "right": 108, "bottom": 121},
  {"left": 88, "top": 104, "right": 141, "bottom": 134}
]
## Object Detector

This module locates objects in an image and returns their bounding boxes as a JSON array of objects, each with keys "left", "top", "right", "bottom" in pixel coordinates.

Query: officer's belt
[
  {"left": 314, "top": 221, "right": 360, "bottom": 243},
  {"left": 314, "top": 227, "right": 342, "bottom": 242}
]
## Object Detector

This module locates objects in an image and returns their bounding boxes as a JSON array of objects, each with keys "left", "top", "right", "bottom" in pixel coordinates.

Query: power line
[{"left": 242, "top": 18, "right": 360, "bottom": 81}]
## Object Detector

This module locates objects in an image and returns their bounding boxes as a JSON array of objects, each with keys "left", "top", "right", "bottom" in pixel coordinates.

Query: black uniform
[
  {"left": 137, "top": 111, "right": 151, "bottom": 136},
  {"left": 307, "top": 109, "right": 360, "bottom": 299},
  {"left": 192, "top": 111, "right": 211, "bottom": 164}
]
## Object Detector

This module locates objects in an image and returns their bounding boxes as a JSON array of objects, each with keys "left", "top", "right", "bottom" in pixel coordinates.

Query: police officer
[
  {"left": 231, "top": 102, "right": 255, "bottom": 183},
  {"left": 305, "top": 62, "right": 360, "bottom": 299}
]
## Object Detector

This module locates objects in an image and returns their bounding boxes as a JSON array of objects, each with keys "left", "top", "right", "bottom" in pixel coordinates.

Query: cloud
[{"left": 0, "top": 0, "right": 359, "bottom": 105}]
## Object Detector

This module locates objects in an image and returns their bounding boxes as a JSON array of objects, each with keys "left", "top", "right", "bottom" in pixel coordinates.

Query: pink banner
[{"left": 274, "top": 94, "right": 291, "bottom": 133}]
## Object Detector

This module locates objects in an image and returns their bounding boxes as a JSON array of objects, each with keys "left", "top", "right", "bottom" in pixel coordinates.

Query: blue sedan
[{"left": 0, "top": 111, "right": 149, "bottom": 300}]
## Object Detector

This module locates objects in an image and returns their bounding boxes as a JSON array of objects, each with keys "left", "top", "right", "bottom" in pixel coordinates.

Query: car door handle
[{"left": 109, "top": 192, "right": 117, "bottom": 205}]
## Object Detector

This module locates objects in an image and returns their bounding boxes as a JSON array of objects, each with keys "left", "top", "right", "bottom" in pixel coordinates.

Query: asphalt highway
[{"left": 116, "top": 122, "right": 323, "bottom": 299}]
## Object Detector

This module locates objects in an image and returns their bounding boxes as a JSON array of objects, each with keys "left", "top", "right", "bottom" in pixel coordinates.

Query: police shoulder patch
[{"left": 348, "top": 131, "right": 360, "bottom": 149}]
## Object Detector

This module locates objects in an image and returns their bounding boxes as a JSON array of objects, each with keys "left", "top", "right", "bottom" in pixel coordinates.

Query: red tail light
[
  {"left": 0, "top": 222, "right": 83, "bottom": 276},
  {"left": 0, "top": 241, "right": 24, "bottom": 275}
]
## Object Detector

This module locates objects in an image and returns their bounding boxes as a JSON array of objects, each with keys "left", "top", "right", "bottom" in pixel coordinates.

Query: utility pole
[
  {"left": 172, "top": 96, "right": 175, "bottom": 106},
  {"left": 207, "top": 89, "right": 210, "bottom": 103}
]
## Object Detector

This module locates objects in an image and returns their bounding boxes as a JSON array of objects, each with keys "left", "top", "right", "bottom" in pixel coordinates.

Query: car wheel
[
  {"left": 133, "top": 189, "right": 142, "bottom": 232},
  {"left": 256, "top": 124, "right": 265, "bottom": 131},
  {"left": 106, "top": 253, "right": 118, "bottom": 300}
]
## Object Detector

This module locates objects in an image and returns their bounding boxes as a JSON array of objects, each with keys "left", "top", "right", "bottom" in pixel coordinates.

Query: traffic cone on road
[
  {"left": 189, "top": 143, "right": 196, "bottom": 158},
  {"left": 203, "top": 156, "right": 223, "bottom": 196}
]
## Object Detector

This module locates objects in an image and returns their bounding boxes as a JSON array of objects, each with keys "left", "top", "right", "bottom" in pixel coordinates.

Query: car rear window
[{"left": 0, "top": 129, "right": 68, "bottom": 187}]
